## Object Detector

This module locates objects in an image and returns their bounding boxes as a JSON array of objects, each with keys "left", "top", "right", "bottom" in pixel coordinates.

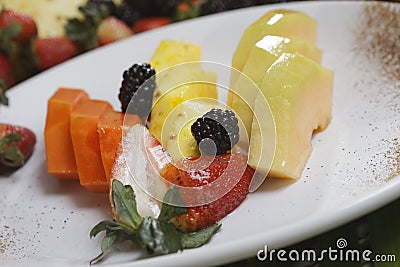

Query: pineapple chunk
[
  {"left": 248, "top": 53, "right": 334, "bottom": 179},
  {"left": 150, "top": 40, "right": 202, "bottom": 73},
  {"left": 230, "top": 35, "right": 322, "bottom": 138},
  {"left": 149, "top": 64, "right": 217, "bottom": 141},
  {"left": 229, "top": 9, "right": 317, "bottom": 103},
  {"left": 161, "top": 98, "right": 220, "bottom": 161},
  {"left": 148, "top": 41, "right": 217, "bottom": 142}
]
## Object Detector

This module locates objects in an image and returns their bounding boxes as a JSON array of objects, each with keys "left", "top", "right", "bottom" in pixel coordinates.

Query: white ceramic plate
[{"left": 1, "top": 1, "right": 399, "bottom": 266}]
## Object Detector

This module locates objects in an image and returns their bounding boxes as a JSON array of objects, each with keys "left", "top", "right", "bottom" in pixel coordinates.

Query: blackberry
[
  {"left": 87, "top": 0, "right": 117, "bottom": 15},
  {"left": 125, "top": 0, "right": 181, "bottom": 16},
  {"left": 118, "top": 63, "right": 156, "bottom": 117},
  {"left": 191, "top": 108, "right": 239, "bottom": 155},
  {"left": 115, "top": 3, "right": 142, "bottom": 26}
]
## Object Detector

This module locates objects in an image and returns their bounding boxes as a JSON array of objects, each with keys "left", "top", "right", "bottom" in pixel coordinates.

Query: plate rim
[{"left": 2, "top": 1, "right": 400, "bottom": 266}]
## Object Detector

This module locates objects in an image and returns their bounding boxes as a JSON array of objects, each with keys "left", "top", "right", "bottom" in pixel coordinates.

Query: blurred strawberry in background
[
  {"left": 0, "top": 8, "right": 38, "bottom": 44},
  {"left": 0, "top": 123, "right": 36, "bottom": 168},
  {"left": 33, "top": 37, "right": 78, "bottom": 70},
  {"left": 0, "top": 0, "right": 284, "bottom": 90}
]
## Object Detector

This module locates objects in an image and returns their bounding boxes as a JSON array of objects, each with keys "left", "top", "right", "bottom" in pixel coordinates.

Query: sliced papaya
[
  {"left": 44, "top": 88, "right": 89, "bottom": 179},
  {"left": 98, "top": 110, "right": 142, "bottom": 180},
  {"left": 70, "top": 99, "right": 113, "bottom": 193}
]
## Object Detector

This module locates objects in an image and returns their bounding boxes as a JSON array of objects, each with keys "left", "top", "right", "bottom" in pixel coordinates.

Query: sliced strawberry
[
  {"left": 0, "top": 9, "right": 38, "bottom": 44},
  {"left": 0, "top": 54, "right": 15, "bottom": 88},
  {"left": 33, "top": 37, "right": 78, "bottom": 71},
  {"left": 111, "top": 124, "right": 254, "bottom": 232},
  {"left": 97, "top": 17, "right": 133, "bottom": 46},
  {"left": 132, "top": 17, "right": 170, "bottom": 33},
  {"left": 161, "top": 153, "right": 255, "bottom": 232},
  {"left": 0, "top": 123, "right": 36, "bottom": 167}
]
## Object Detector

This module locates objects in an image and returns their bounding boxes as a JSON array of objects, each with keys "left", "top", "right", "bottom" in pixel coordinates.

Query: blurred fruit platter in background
[{"left": 0, "top": 0, "right": 288, "bottom": 104}]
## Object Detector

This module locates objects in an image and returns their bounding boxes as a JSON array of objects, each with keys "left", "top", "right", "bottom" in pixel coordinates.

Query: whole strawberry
[
  {"left": 0, "top": 54, "right": 15, "bottom": 89},
  {"left": 97, "top": 16, "right": 133, "bottom": 46},
  {"left": 0, "top": 123, "right": 36, "bottom": 167},
  {"left": 132, "top": 17, "right": 170, "bottom": 33},
  {"left": 0, "top": 8, "right": 38, "bottom": 44},
  {"left": 0, "top": 54, "right": 15, "bottom": 105},
  {"left": 33, "top": 37, "right": 78, "bottom": 71},
  {"left": 161, "top": 153, "right": 255, "bottom": 232}
]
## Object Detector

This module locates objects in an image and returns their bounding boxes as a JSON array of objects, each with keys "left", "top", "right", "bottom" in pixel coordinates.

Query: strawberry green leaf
[
  {"left": 90, "top": 230, "right": 121, "bottom": 265},
  {"left": 90, "top": 182, "right": 220, "bottom": 264},
  {"left": 64, "top": 2, "right": 109, "bottom": 51},
  {"left": 0, "top": 144, "right": 24, "bottom": 167},
  {"left": 11, "top": 40, "right": 38, "bottom": 82},
  {"left": 1, "top": 133, "right": 21, "bottom": 143},
  {"left": 173, "top": 0, "right": 204, "bottom": 22},
  {"left": 0, "top": 23, "right": 21, "bottom": 56},
  {"left": 0, "top": 133, "right": 24, "bottom": 167},
  {"left": 111, "top": 179, "right": 142, "bottom": 233},
  {"left": 89, "top": 251, "right": 103, "bottom": 265},
  {"left": 0, "top": 80, "right": 9, "bottom": 106},
  {"left": 158, "top": 185, "right": 187, "bottom": 223},
  {"left": 65, "top": 18, "right": 98, "bottom": 51},
  {"left": 181, "top": 223, "right": 221, "bottom": 249},
  {"left": 136, "top": 216, "right": 183, "bottom": 254},
  {"left": 158, "top": 221, "right": 184, "bottom": 253},
  {"left": 101, "top": 231, "right": 120, "bottom": 254},
  {"left": 89, "top": 220, "right": 127, "bottom": 238},
  {"left": 136, "top": 217, "right": 158, "bottom": 253}
]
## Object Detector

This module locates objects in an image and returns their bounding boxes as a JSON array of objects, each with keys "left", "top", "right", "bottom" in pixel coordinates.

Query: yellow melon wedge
[
  {"left": 229, "top": 10, "right": 318, "bottom": 105},
  {"left": 248, "top": 53, "right": 334, "bottom": 179},
  {"left": 232, "top": 10, "right": 317, "bottom": 74},
  {"left": 230, "top": 35, "right": 322, "bottom": 142}
]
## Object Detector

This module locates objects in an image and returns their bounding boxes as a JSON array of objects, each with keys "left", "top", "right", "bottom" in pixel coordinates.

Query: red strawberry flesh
[
  {"left": 133, "top": 17, "right": 170, "bottom": 33},
  {"left": 160, "top": 153, "right": 255, "bottom": 232},
  {"left": 0, "top": 9, "right": 38, "bottom": 43},
  {"left": 0, "top": 54, "right": 15, "bottom": 88},
  {"left": 98, "top": 17, "right": 133, "bottom": 46},
  {"left": 33, "top": 37, "right": 78, "bottom": 70}
]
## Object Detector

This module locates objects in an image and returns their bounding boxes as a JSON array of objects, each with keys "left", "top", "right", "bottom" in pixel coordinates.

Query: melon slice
[
  {"left": 231, "top": 10, "right": 317, "bottom": 76},
  {"left": 229, "top": 10, "right": 318, "bottom": 105},
  {"left": 230, "top": 35, "right": 322, "bottom": 138},
  {"left": 248, "top": 53, "right": 334, "bottom": 179}
]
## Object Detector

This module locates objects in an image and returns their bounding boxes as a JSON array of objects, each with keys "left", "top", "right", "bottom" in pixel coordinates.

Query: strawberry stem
[
  {"left": 90, "top": 180, "right": 220, "bottom": 264},
  {"left": 0, "top": 80, "right": 8, "bottom": 106},
  {"left": 0, "top": 133, "right": 24, "bottom": 167}
]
